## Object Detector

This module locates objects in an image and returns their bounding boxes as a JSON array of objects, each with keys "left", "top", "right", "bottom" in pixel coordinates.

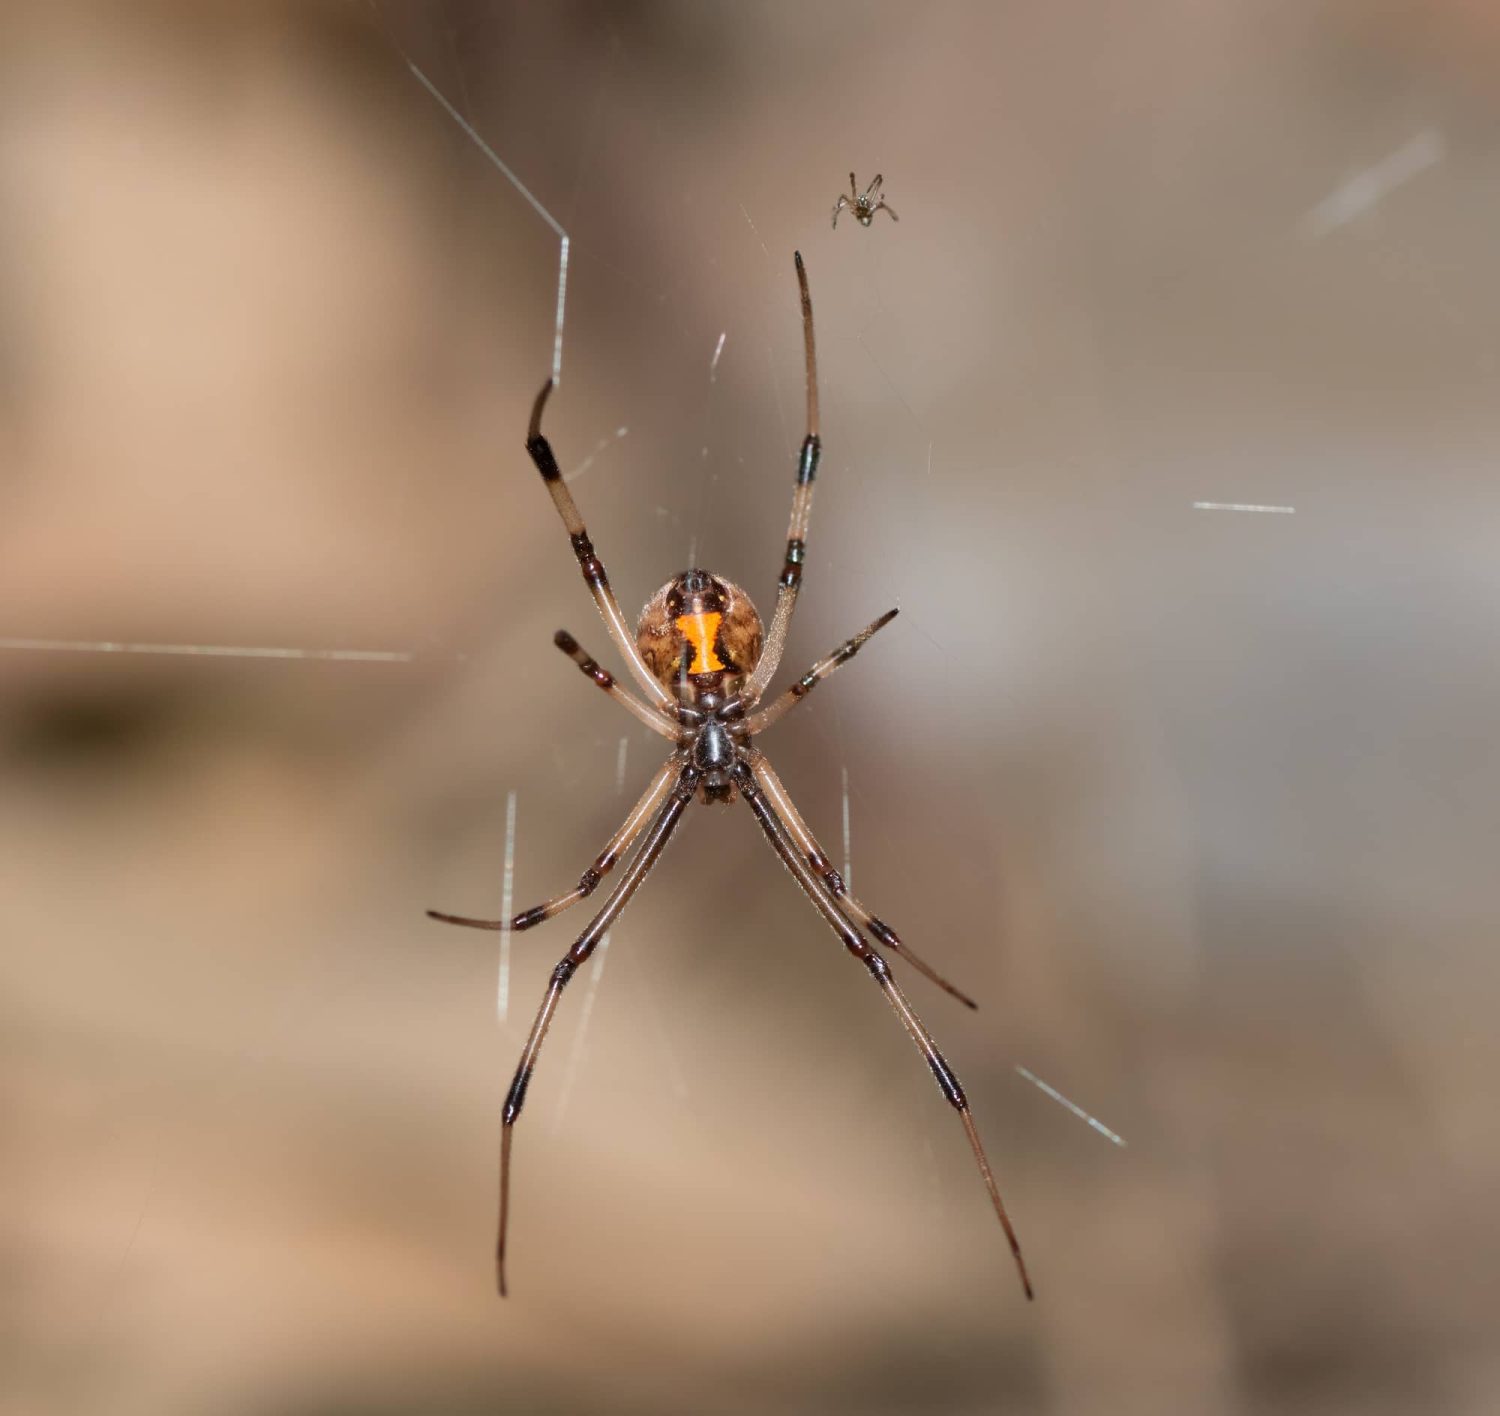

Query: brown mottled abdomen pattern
[{"left": 636, "top": 570, "right": 764, "bottom": 698}]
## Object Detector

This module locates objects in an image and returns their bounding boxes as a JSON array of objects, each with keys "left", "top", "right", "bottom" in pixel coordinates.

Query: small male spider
[
  {"left": 832, "top": 171, "right": 899, "bottom": 228},
  {"left": 428, "top": 252, "right": 1030, "bottom": 1302}
]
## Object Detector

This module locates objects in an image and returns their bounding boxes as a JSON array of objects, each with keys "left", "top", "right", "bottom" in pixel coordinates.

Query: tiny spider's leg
[
  {"left": 874, "top": 198, "right": 899, "bottom": 223},
  {"left": 734, "top": 761, "right": 1033, "bottom": 1300},
  {"left": 427, "top": 755, "right": 683, "bottom": 935},
  {"left": 849, "top": 171, "right": 859, "bottom": 199},
  {"left": 739, "top": 609, "right": 899, "bottom": 737},
  {"left": 745, "top": 253, "right": 821, "bottom": 702},
  {"left": 863, "top": 173, "right": 884, "bottom": 201},
  {"left": 832, "top": 193, "right": 851, "bottom": 228},
  {"left": 745, "top": 752, "right": 979, "bottom": 1011},
  {"left": 496, "top": 763, "right": 698, "bottom": 1296},
  {"left": 553, "top": 630, "right": 683, "bottom": 741},
  {"left": 525, "top": 381, "right": 677, "bottom": 713}
]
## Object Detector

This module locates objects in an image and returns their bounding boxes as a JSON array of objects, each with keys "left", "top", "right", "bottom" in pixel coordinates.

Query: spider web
[{"left": 8, "top": 6, "right": 1496, "bottom": 1414}]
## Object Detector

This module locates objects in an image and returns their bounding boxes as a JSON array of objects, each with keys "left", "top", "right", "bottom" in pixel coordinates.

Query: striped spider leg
[
  {"left": 732, "top": 758, "right": 1032, "bottom": 1300},
  {"left": 427, "top": 251, "right": 1030, "bottom": 1302}
]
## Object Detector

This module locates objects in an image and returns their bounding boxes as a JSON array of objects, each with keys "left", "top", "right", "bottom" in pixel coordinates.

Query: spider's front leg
[
  {"left": 428, "top": 755, "right": 684, "bottom": 935},
  {"left": 832, "top": 193, "right": 851, "bottom": 228},
  {"left": 495, "top": 762, "right": 699, "bottom": 1295},
  {"left": 731, "top": 758, "right": 1033, "bottom": 1300}
]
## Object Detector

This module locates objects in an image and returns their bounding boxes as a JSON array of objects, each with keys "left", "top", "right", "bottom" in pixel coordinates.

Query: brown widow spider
[
  {"left": 832, "top": 171, "right": 899, "bottom": 228},
  {"left": 428, "top": 252, "right": 1031, "bottom": 1302}
]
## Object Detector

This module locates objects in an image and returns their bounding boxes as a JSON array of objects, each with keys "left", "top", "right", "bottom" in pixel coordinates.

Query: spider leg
[
  {"left": 745, "top": 751, "right": 978, "bottom": 1011},
  {"left": 525, "top": 381, "right": 678, "bottom": 714},
  {"left": 738, "top": 609, "right": 898, "bottom": 737},
  {"left": 744, "top": 253, "right": 821, "bottom": 703},
  {"left": 874, "top": 198, "right": 899, "bottom": 223},
  {"left": 553, "top": 630, "right": 684, "bottom": 740},
  {"left": 496, "top": 763, "right": 698, "bottom": 1295},
  {"left": 733, "top": 760, "right": 1032, "bottom": 1300},
  {"left": 832, "top": 193, "right": 851, "bottom": 228},
  {"left": 849, "top": 171, "right": 859, "bottom": 198},
  {"left": 427, "top": 755, "right": 684, "bottom": 934},
  {"left": 863, "top": 172, "right": 884, "bottom": 200}
]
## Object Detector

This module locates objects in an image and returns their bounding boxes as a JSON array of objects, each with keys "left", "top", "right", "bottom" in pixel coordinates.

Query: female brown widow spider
[{"left": 428, "top": 252, "right": 1032, "bottom": 1302}]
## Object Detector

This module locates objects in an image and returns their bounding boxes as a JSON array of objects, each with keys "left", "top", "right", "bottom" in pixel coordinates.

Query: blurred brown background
[{"left": 4, "top": 3, "right": 1500, "bottom": 1413}]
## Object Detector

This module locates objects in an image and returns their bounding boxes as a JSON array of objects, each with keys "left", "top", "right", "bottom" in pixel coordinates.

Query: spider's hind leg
[
  {"left": 524, "top": 382, "right": 677, "bottom": 714},
  {"left": 739, "top": 608, "right": 898, "bottom": 737},
  {"left": 745, "top": 253, "right": 821, "bottom": 701},
  {"left": 553, "top": 629, "right": 682, "bottom": 740}
]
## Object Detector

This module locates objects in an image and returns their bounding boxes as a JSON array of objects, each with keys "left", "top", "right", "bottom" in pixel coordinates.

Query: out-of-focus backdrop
[{"left": 5, "top": 3, "right": 1499, "bottom": 1413}]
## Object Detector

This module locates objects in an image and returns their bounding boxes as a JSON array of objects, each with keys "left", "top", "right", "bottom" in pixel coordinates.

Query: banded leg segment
[
  {"left": 526, "top": 381, "right": 676, "bottom": 714},
  {"left": 745, "top": 252, "right": 821, "bottom": 703},
  {"left": 497, "top": 764, "right": 698, "bottom": 1295},
  {"left": 734, "top": 761, "right": 1032, "bottom": 1300},
  {"left": 554, "top": 630, "right": 682, "bottom": 740},
  {"left": 746, "top": 752, "right": 978, "bottom": 1011},
  {"left": 740, "top": 609, "right": 899, "bottom": 737},
  {"left": 427, "top": 755, "right": 684, "bottom": 934}
]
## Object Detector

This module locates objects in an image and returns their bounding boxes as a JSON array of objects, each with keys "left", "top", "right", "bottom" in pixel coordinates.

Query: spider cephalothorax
[{"left": 427, "top": 252, "right": 1032, "bottom": 1306}]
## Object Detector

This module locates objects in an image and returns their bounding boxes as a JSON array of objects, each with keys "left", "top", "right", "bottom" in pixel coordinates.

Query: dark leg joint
[
  {"left": 796, "top": 434, "right": 821, "bottom": 485},
  {"left": 779, "top": 538, "right": 806, "bottom": 589},
  {"left": 925, "top": 1051, "right": 968, "bottom": 1110},
  {"left": 867, "top": 917, "right": 898, "bottom": 947},
  {"left": 528, "top": 435, "right": 562, "bottom": 482},
  {"left": 512, "top": 904, "right": 550, "bottom": 931},
  {"left": 577, "top": 866, "right": 602, "bottom": 896},
  {"left": 504, "top": 1065, "right": 534, "bottom": 1123},
  {"left": 728, "top": 763, "right": 756, "bottom": 800},
  {"left": 569, "top": 532, "right": 607, "bottom": 587}
]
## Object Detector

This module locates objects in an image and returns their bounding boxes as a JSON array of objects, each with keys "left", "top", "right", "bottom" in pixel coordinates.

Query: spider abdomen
[{"left": 636, "top": 569, "right": 763, "bottom": 705}]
